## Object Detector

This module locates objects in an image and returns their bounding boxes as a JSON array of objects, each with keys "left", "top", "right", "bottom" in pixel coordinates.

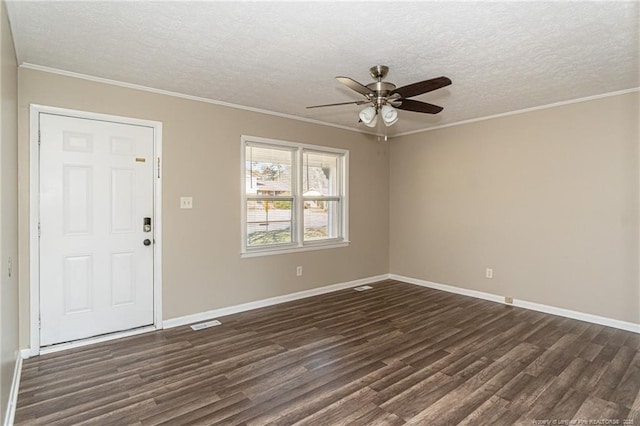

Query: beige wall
[
  {"left": 15, "top": 65, "right": 639, "bottom": 353},
  {"left": 390, "top": 92, "right": 640, "bottom": 323},
  {"left": 17, "top": 68, "right": 390, "bottom": 348},
  {"left": 0, "top": 0, "right": 18, "bottom": 420}
]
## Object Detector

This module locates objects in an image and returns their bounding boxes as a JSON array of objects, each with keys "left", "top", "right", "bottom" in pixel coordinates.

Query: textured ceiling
[{"left": 6, "top": 1, "right": 639, "bottom": 136}]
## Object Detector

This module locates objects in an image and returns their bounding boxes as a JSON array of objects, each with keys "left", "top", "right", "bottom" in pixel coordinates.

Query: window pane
[
  {"left": 243, "top": 138, "right": 347, "bottom": 254},
  {"left": 302, "top": 151, "right": 339, "bottom": 197},
  {"left": 247, "top": 200, "right": 293, "bottom": 247},
  {"left": 246, "top": 145, "right": 293, "bottom": 197},
  {"left": 304, "top": 200, "right": 340, "bottom": 241}
]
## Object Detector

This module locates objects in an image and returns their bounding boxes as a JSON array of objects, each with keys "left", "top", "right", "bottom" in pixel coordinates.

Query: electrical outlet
[
  {"left": 485, "top": 268, "right": 493, "bottom": 279},
  {"left": 180, "top": 197, "right": 193, "bottom": 209},
  {"left": 504, "top": 296, "right": 513, "bottom": 304},
  {"left": 296, "top": 266, "right": 303, "bottom": 276}
]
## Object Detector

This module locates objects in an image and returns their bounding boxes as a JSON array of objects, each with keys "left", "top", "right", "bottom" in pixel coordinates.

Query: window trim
[{"left": 241, "top": 135, "right": 349, "bottom": 257}]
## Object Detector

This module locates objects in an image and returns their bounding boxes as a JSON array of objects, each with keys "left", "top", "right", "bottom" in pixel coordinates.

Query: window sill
[{"left": 241, "top": 241, "right": 350, "bottom": 258}]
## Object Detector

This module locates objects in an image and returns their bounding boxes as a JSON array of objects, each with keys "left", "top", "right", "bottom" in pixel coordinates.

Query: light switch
[{"left": 180, "top": 197, "right": 193, "bottom": 209}]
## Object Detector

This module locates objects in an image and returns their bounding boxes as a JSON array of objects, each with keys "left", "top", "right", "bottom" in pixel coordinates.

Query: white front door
[{"left": 39, "top": 113, "right": 155, "bottom": 346}]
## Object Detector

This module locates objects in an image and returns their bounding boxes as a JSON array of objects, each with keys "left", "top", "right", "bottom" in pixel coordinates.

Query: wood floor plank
[
  {"left": 629, "top": 392, "right": 640, "bottom": 426},
  {"left": 504, "top": 372, "right": 556, "bottom": 417},
  {"left": 608, "top": 351, "right": 640, "bottom": 408},
  {"left": 349, "top": 406, "right": 405, "bottom": 426},
  {"left": 578, "top": 342, "right": 604, "bottom": 361},
  {"left": 592, "top": 345, "right": 636, "bottom": 402},
  {"left": 58, "top": 397, "right": 157, "bottom": 426},
  {"left": 401, "top": 343, "right": 543, "bottom": 425},
  {"left": 571, "top": 395, "right": 631, "bottom": 423},
  {"left": 457, "top": 395, "right": 520, "bottom": 425},
  {"left": 14, "top": 280, "right": 640, "bottom": 425},
  {"left": 239, "top": 361, "right": 388, "bottom": 425},
  {"left": 218, "top": 364, "right": 309, "bottom": 401},
  {"left": 367, "top": 361, "right": 416, "bottom": 392},
  {"left": 141, "top": 391, "right": 222, "bottom": 425},
  {"left": 380, "top": 371, "right": 465, "bottom": 420},
  {"left": 286, "top": 386, "right": 378, "bottom": 426},
  {"left": 19, "top": 392, "right": 134, "bottom": 425},
  {"left": 155, "top": 392, "right": 252, "bottom": 426},
  {"left": 372, "top": 364, "right": 442, "bottom": 406},
  {"left": 544, "top": 388, "right": 588, "bottom": 422}
]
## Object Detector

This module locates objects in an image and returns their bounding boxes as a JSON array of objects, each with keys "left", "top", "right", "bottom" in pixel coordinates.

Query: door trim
[{"left": 29, "top": 104, "right": 163, "bottom": 356}]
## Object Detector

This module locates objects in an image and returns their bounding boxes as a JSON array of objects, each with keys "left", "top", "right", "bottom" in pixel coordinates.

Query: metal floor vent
[
  {"left": 353, "top": 285, "right": 373, "bottom": 291},
  {"left": 190, "top": 320, "right": 222, "bottom": 331}
]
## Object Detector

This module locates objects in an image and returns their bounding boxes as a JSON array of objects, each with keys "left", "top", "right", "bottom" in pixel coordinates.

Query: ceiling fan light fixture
[
  {"left": 381, "top": 105, "right": 398, "bottom": 126},
  {"left": 359, "top": 106, "right": 378, "bottom": 127},
  {"left": 308, "top": 66, "right": 451, "bottom": 130}
]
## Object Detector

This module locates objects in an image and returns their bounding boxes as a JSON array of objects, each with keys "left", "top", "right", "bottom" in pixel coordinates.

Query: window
[{"left": 242, "top": 136, "right": 348, "bottom": 256}]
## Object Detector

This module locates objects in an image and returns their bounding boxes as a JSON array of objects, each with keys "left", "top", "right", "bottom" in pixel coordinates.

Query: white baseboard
[
  {"left": 3, "top": 352, "right": 22, "bottom": 426},
  {"left": 391, "top": 274, "right": 506, "bottom": 305},
  {"left": 163, "top": 274, "right": 390, "bottom": 329},
  {"left": 164, "top": 272, "right": 640, "bottom": 334},
  {"left": 389, "top": 274, "right": 640, "bottom": 334},
  {"left": 512, "top": 298, "right": 640, "bottom": 334}
]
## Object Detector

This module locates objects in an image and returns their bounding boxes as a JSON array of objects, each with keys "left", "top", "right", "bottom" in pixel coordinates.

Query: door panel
[
  {"left": 39, "top": 113, "right": 155, "bottom": 346},
  {"left": 63, "top": 255, "right": 93, "bottom": 314},
  {"left": 111, "top": 252, "right": 135, "bottom": 306},
  {"left": 111, "top": 168, "right": 135, "bottom": 233}
]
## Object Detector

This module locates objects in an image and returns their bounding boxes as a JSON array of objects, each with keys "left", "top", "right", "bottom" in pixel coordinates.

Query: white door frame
[{"left": 29, "top": 104, "right": 163, "bottom": 356}]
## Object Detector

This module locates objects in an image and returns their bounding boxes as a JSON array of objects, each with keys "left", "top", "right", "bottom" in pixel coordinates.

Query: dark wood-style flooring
[{"left": 15, "top": 280, "right": 640, "bottom": 425}]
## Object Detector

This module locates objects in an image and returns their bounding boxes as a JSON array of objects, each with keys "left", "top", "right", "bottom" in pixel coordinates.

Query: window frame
[{"left": 241, "top": 135, "right": 349, "bottom": 257}]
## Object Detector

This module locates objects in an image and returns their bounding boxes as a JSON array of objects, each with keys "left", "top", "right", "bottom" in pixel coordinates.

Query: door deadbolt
[
  {"left": 143, "top": 239, "right": 152, "bottom": 246},
  {"left": 143, "top": 217, "right": 152, "bottom": 232}
]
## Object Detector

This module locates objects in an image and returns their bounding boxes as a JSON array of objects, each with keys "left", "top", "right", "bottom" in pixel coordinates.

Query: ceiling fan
[{"left": 307, "top": 65, "right": 452, "bottom": 127}]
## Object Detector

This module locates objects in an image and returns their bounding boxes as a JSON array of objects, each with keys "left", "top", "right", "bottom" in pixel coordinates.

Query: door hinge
[
  {"left": 157, "top": 157, "right": 161, "bottom": 178},
  {"left": 38, "top": 130, "right": 41, "bottom": 146},
  {"left": 38, "top": 315, "right": 41, "bottom": 330},
  {"left": 38, "top": 222, "right": 41, "bottom": 238}
]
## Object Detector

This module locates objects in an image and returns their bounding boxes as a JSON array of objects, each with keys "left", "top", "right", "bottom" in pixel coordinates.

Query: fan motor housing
[{"left": 366, "top": 81, "right": 396, "bottom": 96}]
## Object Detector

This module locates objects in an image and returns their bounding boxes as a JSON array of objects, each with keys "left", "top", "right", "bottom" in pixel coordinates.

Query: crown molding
[
  {"left": 20, "top": 63, "right": 639, "bottom": 140},
  {"left": 19, "top": 63, "right": 383, "bottom": 137},
  {"left": 394, "top": 87, "right": 640, "bottom": 137}
]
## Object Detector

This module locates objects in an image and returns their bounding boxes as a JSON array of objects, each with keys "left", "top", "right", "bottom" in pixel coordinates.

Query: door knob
[{"left": 143, "top": 239, "right": 151, "bottom": 246}]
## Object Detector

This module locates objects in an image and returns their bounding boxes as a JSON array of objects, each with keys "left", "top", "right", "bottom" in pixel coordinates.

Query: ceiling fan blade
[
  {"left": 306, "top": 100, "right": 369, "bottom": 109},
  {"left": 396, "top": 99, "right": 444, "bottom": 114},
  {"left": 391, "top": 76, "right": 452, "bottom": 99},
  {"left": 336, "top": 76, "right": 374, "bottom": 96}
]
